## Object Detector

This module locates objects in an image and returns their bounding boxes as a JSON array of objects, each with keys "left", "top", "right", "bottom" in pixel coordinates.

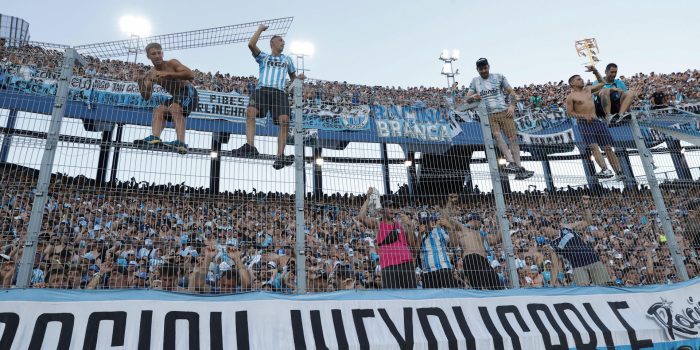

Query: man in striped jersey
[
  {"left": 416, "top": 195, "right": 461, "bottom": 288},
  {"left": 233, "top": 24, "right": 304, "bottom": 169},
  {"left": 466, "top": 58, "right": 533, "bottom": 180}
]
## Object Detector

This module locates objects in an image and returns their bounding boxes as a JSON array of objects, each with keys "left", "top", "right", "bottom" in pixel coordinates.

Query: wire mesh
[{"left": 1, "top": 41, "right": 699, "bottom": 293}]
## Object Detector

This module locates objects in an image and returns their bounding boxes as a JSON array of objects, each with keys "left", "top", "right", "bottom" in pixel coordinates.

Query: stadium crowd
[
  {"left": 2, "top": 43, "right": 699, "bottom": 111},
  {"left": 1, "top": 165, "right": 699, "bottom": 293}
]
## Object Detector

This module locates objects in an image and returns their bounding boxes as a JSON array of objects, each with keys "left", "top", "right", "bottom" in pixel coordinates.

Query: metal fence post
[
  {"left": 16, "top": 48, "right": 80, "bottom": 288},
  {"left": 630, "top": 111, "right": 689, "bottom": 281},
  {"left": 292, "top": 79, "right": 307, "bottom": 293},
  {"left": 476, "top": 104, "right": 520, "bottom": 288}
]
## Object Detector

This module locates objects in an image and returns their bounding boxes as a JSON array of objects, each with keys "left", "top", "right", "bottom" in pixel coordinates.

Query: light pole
[
  {"left": 289, "top": 41, "right": 314, "bottom": 76},
  {"left": 439, "top": 49, "right": 460, "bottom": 88},
  {"left": 119, "top": 15, "right": 152, "bottom": 63}
]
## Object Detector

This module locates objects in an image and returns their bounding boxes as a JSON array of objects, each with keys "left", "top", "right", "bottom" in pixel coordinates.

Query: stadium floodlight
[
  {"left": 119, "top": 15, "right": 152, "bottom": 37},
  {"left": 451, "top": 49, "right": 460, "bottom": 60},
  {"left": 404, "top": 160, "right": 413, "bottom": 167},
  {"left": 210, "top": 151, "right": 218, "bottom": 159},
  {"left": 440, "top": 49, "right": 451, "bottom": 60},
  {"left": 315, "top": 157, "right": 324, "bottom": 166},
  {"left": 498, "top": 158, "right": 507, "bottom": 166},
  {"left": 290, "top": 41, "right": 314, "bottom": 75}
]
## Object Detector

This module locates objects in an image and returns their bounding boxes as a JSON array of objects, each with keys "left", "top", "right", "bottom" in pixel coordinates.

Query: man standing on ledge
[
  {"left": 566, "top": 72, "right": 626, "bottom": 181},
  {"left": 233, "top": 24, "right": 304, "bottom": 169},
  {"left": 466, "top": 58, "right": 534, "bottom": 180},
  {"left": 137, "top": 42, "right": 198, "bottom": 154}
]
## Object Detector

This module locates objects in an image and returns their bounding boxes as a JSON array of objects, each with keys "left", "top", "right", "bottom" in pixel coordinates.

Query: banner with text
[
  {"left": 2, "top": 282, "right": 700, "bottom": 349},
  {"left": 373, "top": 104, "right": 463, "bottom": 142}
]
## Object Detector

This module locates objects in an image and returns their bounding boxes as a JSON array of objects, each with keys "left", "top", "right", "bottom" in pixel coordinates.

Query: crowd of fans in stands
[
  {"left": 1, "top": 165, "right": 699, "bottom": 293},
  {"left": 2, "top": 43, "right": 699, "bottom": 111}
]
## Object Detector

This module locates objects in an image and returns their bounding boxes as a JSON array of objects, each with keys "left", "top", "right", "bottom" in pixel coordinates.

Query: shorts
[
  {"left": 594, "top": 91, "right": 621, "bottom": 117},
  {"left": 462, "top": 253, "right": 504, "bottom": 290},
  {"left": 250, "top": 87, "right": 291, "bottom": 125},
  {"left": 488, "top": 111, "right": 517, "bottom": 139},
  {"left": 578, "top": 119, "right": 614, "bottom": 147},
  {"left": 163, "top": 84, "right": 199, "bottom": 119},
  {"left": 422, "top": 268, "right": 461, "bottom": 289},
  {"left": 572, "top": 261, "right": 611, "bottom": 286},
  {"left": 381, "top": 261, "right": 416, "bottom": 289}
]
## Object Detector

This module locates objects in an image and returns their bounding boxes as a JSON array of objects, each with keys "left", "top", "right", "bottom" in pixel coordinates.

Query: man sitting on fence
[{"left": 137, "top": 42, "right": 198, "bottom": 154}]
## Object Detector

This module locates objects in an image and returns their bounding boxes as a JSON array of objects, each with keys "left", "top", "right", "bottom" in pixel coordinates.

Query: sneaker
[
  {"left": 514, "top": 169, "right": 534, "bottom": 180},
  {"left": 594, "top": 169, "right": 614, "bottom": 179},
  {"left": 272, "top": 154, "right": 295, "bottom": 170},
  {"left": 502, "top": 162, "right": 521, "bottom": 174},
  {"left": 232, "top": 143, "right": 260, "bottom": 157},
  {"left": 615, "top": 174, "right": 628, "bottom": 182},
  {"left": 615, "top": 112, "right": 632, "bottom": 125},
  {"left": 163, "top": 140, "right": 188, "bottom": 154},
  {"left": 605, "top": 113, "right": 621, "bottom": 126},
  {"left": 142, "top": 135, "right": 162, "bottom": 144}
]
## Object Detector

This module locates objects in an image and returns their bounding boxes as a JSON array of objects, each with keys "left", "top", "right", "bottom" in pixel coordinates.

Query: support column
[
  {"left": 17, "top": 48, "right": 79, "bottom": 288},
  {"left": 95, "top": 129, "right": 114, "bottom": 186},
  {"left": 540, "top": 156, "right": 555, "bottom": 192},
  {"left": 616, "top": 148, "right": 638, "bottom": 189},
  {"left": 578, "top": 146, "right": 600, "bottom": 190},
  {"left": 630, "top": 111, "right": 688, "bottom": 281},
  {"left": 379, "top": 142, "right": 391, "bottom": 195},
  {"left": 313, "top": 147, "right": 322, "bottom": 198},
  {"left": 210, "top": 133, "right": 223, "bottom": 194},
  {"left": 109, "top": 124, "right": 124, "bottom": 183},
  {"left": 667, "top": 139, "right": 692, "bottom": 181},
  {"left": 0, "top": 109, "right": 18, "bottom": 163},
  {"left": 406, "top": 151, "right": 417, "bottom": 198},
  {"left": 463, "top": 158, "right": 473, "bottom": 193}
]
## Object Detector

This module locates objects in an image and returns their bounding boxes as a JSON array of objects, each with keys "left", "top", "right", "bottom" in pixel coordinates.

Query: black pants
[
  {"left": 381, "top": 262, "right": 416, "bottom": 289},
  {"left": 463, "top": 254, "right": 504, "bottom": 290},
  {"left": 422, "top": 269, "right": 461, "bottom": 289}
]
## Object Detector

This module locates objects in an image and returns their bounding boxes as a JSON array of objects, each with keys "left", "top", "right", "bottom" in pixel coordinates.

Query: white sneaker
[{"left": 594, "top": 169, "right": 614, "bottom": 179}]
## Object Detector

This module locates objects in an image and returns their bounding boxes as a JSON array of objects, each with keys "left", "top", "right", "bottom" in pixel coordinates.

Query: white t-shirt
[{"left": 468, "top": 73, "right": 512, "bottom": 114}]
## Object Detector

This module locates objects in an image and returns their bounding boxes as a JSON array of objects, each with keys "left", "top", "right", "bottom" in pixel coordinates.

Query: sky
[
  {"left": 4, "top": 0, "right": 700, "bottom": 88},
  {"left": 2, "top": 1, "right": 699, "bottom": 195}
]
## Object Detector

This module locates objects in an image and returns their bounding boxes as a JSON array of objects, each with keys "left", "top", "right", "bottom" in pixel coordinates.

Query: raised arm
[
  {"left": 586, "top": 66, "right": 607, "bottom": 93},
  {"left": 357, "top": 188, "right": 379, "bottom": 230},
  {"left": 228, "top": 246, "right": 252, "bottom": 290},
  {"left": 248, "top": 24, "right": 267, "bottom": 57}
]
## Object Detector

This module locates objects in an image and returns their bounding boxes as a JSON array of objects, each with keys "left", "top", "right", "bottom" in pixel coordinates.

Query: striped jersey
[
  {"left": 420, "top": 227, "right": 452, "bottom": 272},
  {"left": 468, "top": 73, "right": 512, "bottom": 115},
  {"left": 254, "top": 51, "right": 296, "bottom": 91}
]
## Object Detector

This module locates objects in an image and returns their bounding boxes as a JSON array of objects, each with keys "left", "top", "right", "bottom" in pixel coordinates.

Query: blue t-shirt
[
  {"left": 548, "top": 228, "right": 599, "bottom": 268},
  {"left": 593, "top": 79, "right": 628, "bottom": 91},
  {"left": 254, "top": 51, "right": 296, "bottom": 91}
]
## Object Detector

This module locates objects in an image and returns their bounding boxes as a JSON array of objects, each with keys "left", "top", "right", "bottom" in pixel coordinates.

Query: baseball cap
[
  {"left": 476, "top": 58, "right": 489, "bottom": 67},
  {"left": 530, "top": 265, "right": 539, "bottom": 272}
]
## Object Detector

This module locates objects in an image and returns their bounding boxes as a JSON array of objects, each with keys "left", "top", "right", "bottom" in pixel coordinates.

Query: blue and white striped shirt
[
  {"left": 254, "top": 51, "right": 296, "bottom": 92},
  {"left": 468, "top": 73, "right": 512, "bottom": 115},
  {"left": 420, "top": 227, "right": 452, "bottom": 273}
]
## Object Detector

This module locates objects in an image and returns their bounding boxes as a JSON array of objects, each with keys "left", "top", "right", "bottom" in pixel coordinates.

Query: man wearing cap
[
  {"left": 465, "top": 58, "right": 533, "bottom": 180},
  {"left": 358, "top": 187, "right": 417, "bottom": 289}
]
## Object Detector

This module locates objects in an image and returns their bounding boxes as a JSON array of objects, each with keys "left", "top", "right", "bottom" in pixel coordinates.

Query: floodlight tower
[
  {"left": 439, "top": 49, "right": 460, "bottom": 88},
  {"left": 119, "top": 15, "right": 152, "bottom": 63},
  {"left": 289, "top": 41, "right": 314, "bottom": 76}
]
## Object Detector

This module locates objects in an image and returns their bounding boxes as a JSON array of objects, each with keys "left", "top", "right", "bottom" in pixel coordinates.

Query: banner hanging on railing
[
  {"left": 1, "top": 282, "right": 700, "bottom": 349},
  {"left": 373, "top": 104, "right": 463, "bottom": 142}
]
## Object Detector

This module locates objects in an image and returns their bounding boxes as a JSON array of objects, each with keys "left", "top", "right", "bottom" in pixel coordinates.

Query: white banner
[{"left": 2, "top": 281, "right": 700, "bottom": 349}]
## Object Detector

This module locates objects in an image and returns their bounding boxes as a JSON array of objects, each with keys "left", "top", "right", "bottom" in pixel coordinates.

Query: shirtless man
[
  {"left": 441, "top": 194, "right": 504, "bottom": 290},
  {"left": 566, "top": 72, "right": 626, "bottom": 182},
  {"left": 138, "top": 42, "right": 198, "bottom": 154}
]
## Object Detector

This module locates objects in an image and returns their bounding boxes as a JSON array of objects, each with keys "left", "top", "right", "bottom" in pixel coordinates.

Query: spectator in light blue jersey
[
  {"left": 233, "top": 24, "right": 305, "bottom": 170},
  {"left": 465, "top": 58, "right": 534, "bottom": 180},
  {"left": 590, "top": 63, "right": 639, "bottom": 125}
]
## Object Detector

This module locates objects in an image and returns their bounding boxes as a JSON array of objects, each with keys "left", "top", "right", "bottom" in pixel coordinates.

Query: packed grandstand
[{"left": 1, "top": 41, "right": 700, "bottom": 295}]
